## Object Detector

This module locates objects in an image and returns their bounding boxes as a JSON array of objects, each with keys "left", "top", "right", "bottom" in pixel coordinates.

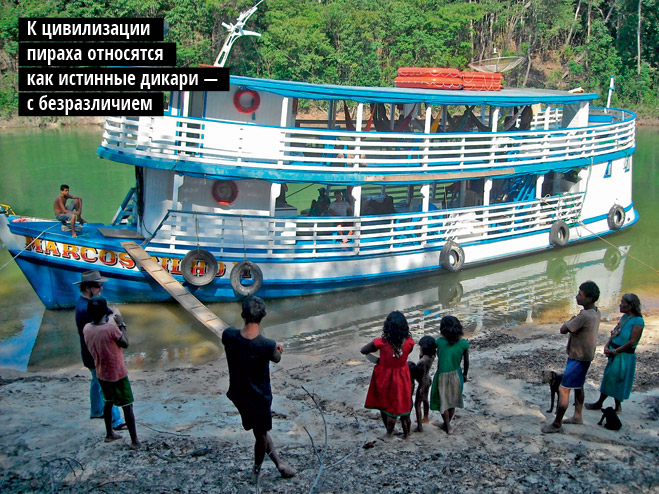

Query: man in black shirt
[{"left": 222, "top": 296, "right": 296, "bottom": 483}]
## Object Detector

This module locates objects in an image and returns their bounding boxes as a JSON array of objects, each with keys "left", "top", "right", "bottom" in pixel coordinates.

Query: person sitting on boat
[
  {"left": 301, "top": 199, "right": 320, "bottom": 216},
  {"left": 502, "top": 106, "right": 534, "bottom": 131},
  {"left": 519, "top": 106, "right": 533, "bottom": 130},
  {"left": 54, "top": 184, "right": 86, "bottom": 225},
  {"left": 329, "top": 190, "right": 353, "bottom": 217},
  {"left": 275, "top": 183, "right": 289, "bottom": 207},
  {"left": 329, "top": 190, "right": 354, "bottom": 243},
  {"left": 316, "top": 187, "right": 331, "bottom": 215}
]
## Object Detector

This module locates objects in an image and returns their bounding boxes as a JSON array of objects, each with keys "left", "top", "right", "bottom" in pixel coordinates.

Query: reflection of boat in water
[
  {"left": 0, "top": 310, "right": 43, "bottom": 372},
  {"left": 0, "top": 3, "right": 637, "bottom": 309},
  {"left": 5, "top": 242, "right": 629, "bottom": 370},
  {"left": 265, "top": 244, "right": 630, "bottom": 352},
  {"left": 18, "top": 303, "right": 227, "bottom": 371}
]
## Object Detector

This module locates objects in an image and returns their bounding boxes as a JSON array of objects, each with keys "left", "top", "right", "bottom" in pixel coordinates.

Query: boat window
[
  {"left": 286, "top": 183, "right": 343, "bottom": 217},
  {"left": 491, "top": 176, "right": 537, "bottom": 204},
  {"left": 541, "top": 171, "right": 578, "bottom": 196},
  {"left": 604, "top": 161, "right": 613, "bottom": 178},
  {"left": 188, "top": 91, "right": 205, "bottom": 118},
  {"left": 436, "top": 180, "right": 484, "bottom": 208}
]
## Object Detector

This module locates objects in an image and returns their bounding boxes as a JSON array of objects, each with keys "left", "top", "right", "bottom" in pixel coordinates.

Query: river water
[{"left": 0, "top": 125, "right": 657, "bottom": 372}]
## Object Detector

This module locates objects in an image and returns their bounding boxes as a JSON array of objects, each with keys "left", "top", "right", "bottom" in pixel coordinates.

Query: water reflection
[
  {"left": 266, "top": 243, "right": 632, "bottom": 354},
  {"left": 0, "top": 241, "right": 633, "bottom": 372},
  {"left": 0, "top": 311, "right": 42, "bottom": 372}
]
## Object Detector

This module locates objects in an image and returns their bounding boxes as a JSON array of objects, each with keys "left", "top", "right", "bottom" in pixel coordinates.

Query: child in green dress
[{"left": 429, "top": 316, "right": 469, "bottom": 434}]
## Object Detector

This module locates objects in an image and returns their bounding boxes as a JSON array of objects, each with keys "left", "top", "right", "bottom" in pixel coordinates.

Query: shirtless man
[{"left": 54, "top": 184, "right": 86, "bottom": 225}]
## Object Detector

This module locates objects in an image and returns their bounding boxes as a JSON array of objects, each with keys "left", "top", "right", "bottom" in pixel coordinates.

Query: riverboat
[{"left": 0, "top": 8, "right": 638, "bottom": 309}]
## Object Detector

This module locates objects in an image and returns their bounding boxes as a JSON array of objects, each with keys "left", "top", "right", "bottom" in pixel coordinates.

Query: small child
[
  {"left": 361, "top": 311, "right": 415, "bottom": 439},
  {"left": 429, "top": 316, "right": 469, "bottom": 434},
  {"left": 408, "top": 336, "right": 437, "bottom": 432}
]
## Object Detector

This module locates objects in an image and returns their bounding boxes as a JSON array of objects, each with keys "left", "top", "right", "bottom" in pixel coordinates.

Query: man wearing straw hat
[{"left": 74, "top": 270, "right": 126, "bottom": 431}]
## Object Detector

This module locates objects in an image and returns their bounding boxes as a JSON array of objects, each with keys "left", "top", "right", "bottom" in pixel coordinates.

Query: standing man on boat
[
  {"left": 74, "top": 270, "right": 126, "bottom": 431},
  {"left": 54, "top": 184, "right": 86, "bottom": 226},
  {"left": 221, "top": 296, "right": 296, "bottom": 483}
]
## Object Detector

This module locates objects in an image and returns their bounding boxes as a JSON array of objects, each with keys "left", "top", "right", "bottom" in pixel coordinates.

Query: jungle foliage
[{"left": 0, "top": 0, "right": 657, "bottom": 119}]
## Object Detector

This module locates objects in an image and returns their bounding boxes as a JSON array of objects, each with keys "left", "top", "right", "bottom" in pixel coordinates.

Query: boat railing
[
  {"left": 146, "top": 193, "right": 584, "bottom": 259},
  {"left": 101, "top": 109, "right": 635, "bottom": 176}
]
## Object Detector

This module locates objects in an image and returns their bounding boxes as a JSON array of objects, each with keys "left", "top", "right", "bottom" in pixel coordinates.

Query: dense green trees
[{"left": 0, "top": 0, "right": 656, "bottom": 119}]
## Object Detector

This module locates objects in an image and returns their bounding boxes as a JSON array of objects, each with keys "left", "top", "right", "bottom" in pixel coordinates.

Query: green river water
[{"left": 0, "top": 125, "right": 657, "bottom": 371}]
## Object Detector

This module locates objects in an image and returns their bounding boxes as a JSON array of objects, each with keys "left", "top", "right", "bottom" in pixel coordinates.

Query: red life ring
[
  {"left": 397, "top": 67, "right": 461, "bottom": 78},
  {"left": 212, "top": 180, "right": 238, "bottom": 205},
  {"left": 233, "top": 89, "right": 260, "bottom": 114},
  {"left": 394, "top": 76, "right": 464, "bottom": 90}
]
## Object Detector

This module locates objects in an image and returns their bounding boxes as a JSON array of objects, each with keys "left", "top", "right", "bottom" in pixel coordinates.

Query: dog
[
  {"left": 542, "top": 370, "right": 563, "bottom": 413},
  {"left": 598, "top": 407, "right": 622, "bottom": 430}
]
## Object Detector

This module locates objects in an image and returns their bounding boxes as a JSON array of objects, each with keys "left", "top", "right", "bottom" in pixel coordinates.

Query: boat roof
[{"left": 231, "top": 75, "right": 599, "bottom": 107}]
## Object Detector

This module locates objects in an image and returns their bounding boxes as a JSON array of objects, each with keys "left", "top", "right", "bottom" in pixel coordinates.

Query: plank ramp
[{"left": 121, "top": 241, "right": 228, "bottom": 339}]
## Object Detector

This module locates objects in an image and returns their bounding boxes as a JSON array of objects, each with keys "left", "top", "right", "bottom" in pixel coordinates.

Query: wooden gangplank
[{"left": 121, "top": 241, "right": 228, "bottom": 339}]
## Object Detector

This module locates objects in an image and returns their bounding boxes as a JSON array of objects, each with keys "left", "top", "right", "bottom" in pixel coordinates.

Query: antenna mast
[{"left": 214, "top": 0, "right": 263, "bottom": 67}]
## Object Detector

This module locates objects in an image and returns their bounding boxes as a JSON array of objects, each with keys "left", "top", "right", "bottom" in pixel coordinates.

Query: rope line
[
  {"left": 539, "top": 196, "right": 657, "bottom": 275},
  {"left": 194, "top": 214, "right": 200, "bottom": 250},
  {"left": 0, "top": 223, "right": 59, "bottom": 273},
  {"left": 239, "top": 215, "right": 247, "bottom": 261},
  {"left": 577, "top": 220, "right": 659, "bottom": 275}
]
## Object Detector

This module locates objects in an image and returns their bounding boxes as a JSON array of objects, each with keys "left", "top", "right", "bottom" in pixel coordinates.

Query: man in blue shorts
[{"left": 542, "top": 281, "right": 600, "bottom": 433}]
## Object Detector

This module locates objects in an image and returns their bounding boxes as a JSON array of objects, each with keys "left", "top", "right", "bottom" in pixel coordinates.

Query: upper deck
[{"left": 98, "top": 76, "right": 636, "bottom": 185}]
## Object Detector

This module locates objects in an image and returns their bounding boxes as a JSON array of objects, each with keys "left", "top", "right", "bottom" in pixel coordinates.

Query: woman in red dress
[{"left": 361, "top": 311, "right": 415, "bottom": 438}]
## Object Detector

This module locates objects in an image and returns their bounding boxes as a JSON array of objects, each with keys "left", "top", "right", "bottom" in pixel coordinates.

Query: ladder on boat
[
  {"left": 112, "top": 188, "right": 138, "bottom": 226},
  {"left": 121, "top": 241, "right": 228, "bottom": 339}
]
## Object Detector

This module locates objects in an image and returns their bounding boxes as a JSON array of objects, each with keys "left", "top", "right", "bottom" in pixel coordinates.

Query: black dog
[
  {"left": 542, "top": 370, "right": 563, "bottom": 413},
  {"left": 598, "top": 407, "right": 622, "bottom": 430}
]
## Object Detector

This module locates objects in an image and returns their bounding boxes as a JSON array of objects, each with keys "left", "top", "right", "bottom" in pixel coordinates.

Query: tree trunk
[
  {"left": 637, "top": 0, "right": 642, "bottom": 75},
  {"left": 566, "top": 0, "right": 582, "bottom": 48},
  {"left": 523, "top": 34, "right": 534, "bottom": 87}
]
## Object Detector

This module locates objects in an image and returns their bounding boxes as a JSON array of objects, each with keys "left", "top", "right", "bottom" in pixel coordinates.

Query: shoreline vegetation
[
  {"left": 1, "top": 314, "right": 657, "bottom": 492},
  {"left": 1, "top": 1, "right": 657, "bottom": 123}
]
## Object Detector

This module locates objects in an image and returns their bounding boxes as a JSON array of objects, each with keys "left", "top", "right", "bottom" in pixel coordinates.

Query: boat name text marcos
[{"left": 23, "top": 236, "right": 227, "bottom": 278}]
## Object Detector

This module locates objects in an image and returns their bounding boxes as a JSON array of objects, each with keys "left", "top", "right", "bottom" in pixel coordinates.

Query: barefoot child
[
  {"left": 83, "top": 297, "right": 140, "bottom": 449},
  {"left": 409, "top": 335, "right": 437, "bottom": 432},
  {"left": 430, "top": 316, "right": 469, "bottom": 434},
  {"left": 361, "top": 311, "right": 415, "bottom": 439}
]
